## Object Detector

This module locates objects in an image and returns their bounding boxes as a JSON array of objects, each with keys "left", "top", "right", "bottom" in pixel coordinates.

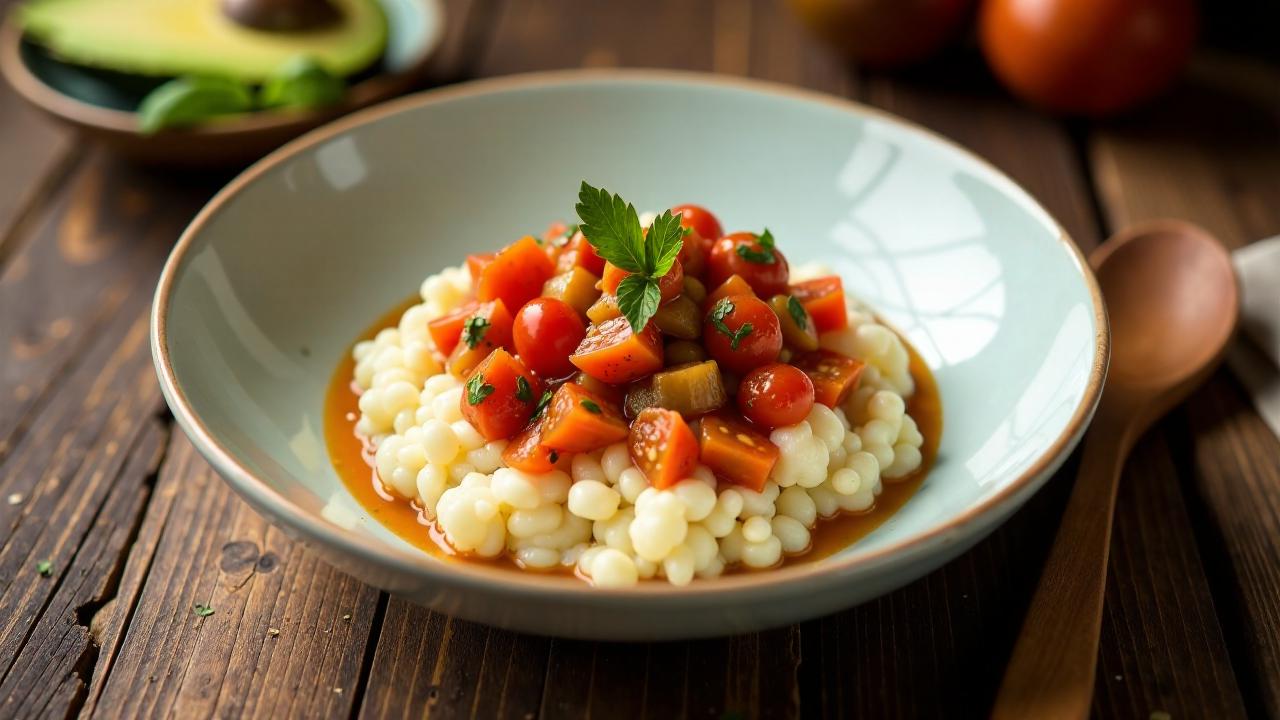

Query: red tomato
[
  {"left": 698, "top": 412, "right": 779, "bottom": 492},
  {"left": 426, "top": 301, "right": 479, "bottom": 356},
  {"left": 466, "top": 253, "right": 495, "bottom": 282},
  {"left": 702, "top": 295, "right": 782, "bottom": 375},
  {"left": 790, "top": 276, "right": 848, "bottom": 333},
  {"left": 570, "top": 317, "right": 664, "bottom": 384},
  {"left": 979, "top": 0, "right": 1196, "bottom": 115},
  {"left": 477, "top": 236, "right": 556, "bottom": 311},
  {"left": 791, "top": 350, "right": 866, "bottom": 408},
  {"left": 446, "top": 299, "right": 515, "bottom": 377},
  {"left": 541, "top": 383, "right": 629, "bottom": 453},
  {"left": 738, "top": 364, "right": 816, "bottom": 430},
  {"left": 501, "top": 416, "right": 562, "bottom": 474},
  {"left": 459, "top": 349, "right": 542, "bottom": 440},
  {"left": 676, "top": 229, "right": 708, "bottom": 279},
  {"left": 600, "top": 259, "right": 684, "bottom": 304},
  {"left": 708, "top": 232, "right": 790, "bottom": 298},
  {"left": 670, "top": 204, "right": 723, "bottom": 244},
  {"left": 628, "top": 408, "right": 699, "bottom": 489},
  {"left": 513, "top": 297, "right": 586, "bottom": 379},
  {"left": 554, "top": 231, "right": 607, "bottom": 277},
  {"left": 790, "top": 0, "right": 973, "bottom": 67}
]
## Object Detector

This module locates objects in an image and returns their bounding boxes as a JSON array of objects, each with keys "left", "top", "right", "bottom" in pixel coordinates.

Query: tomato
[
  {"left": 570, "top": 317, "right": 664, "bottom": 384},
  {"left": 501, "top": 416, "right": 562, "bottom": 474},
  {"left": 600, "top": 259, "right": 684, "bottom": 304},
  {"left": 426, "top": 301, "right": 479, "bottom": 356},
  {"left": 676, "top": 229, "right": 708, "bottom": 279},
  {"left": 670, "top": 204, "right": 723, "bottom": 244},
  {"left": 466, "top": 253, "right": 495, "bottom": 282},
  {"left": 477, "top": 236, "right": 556, "bottom": 311},
  {"left": 513, "top": 297, "right": 586, "bottom": 379},
  {"left": 554, "top": 231, "right": 607, "bottom": 277},
  {"left": 738, "top": 364, "right": 816, "bottom": 430},
  {"left": 790, "top": 0, "right": 973, "bottom": 67},
  {"left": 791, "top": 350, "right": 866, "bottom": 408},
  {"left": 459, "top": 348, "right": 542, "bottom": 440},
  {"left": 708, "top": 231, "right": 790, "bottom": 297},
  {"left": 446, "top": 299, "right": 514, "bottom": 377},
  {"left": 702, "top": 295, "right": 782, "bottom": 375},
  {"left": 541, "top": 383, "right": 629, "bottom": 452},
  {"left": 628, "top": 408, "right": 699, "bottom": 489},
  {"left": 698, "top": 412, "right": 779, "bottom": 492},
  {"left": 790, "top": 276, "right": 848, "bottom": 333},
  {"left": 573, "top": 371, "right": 626, "bottom": 405},
  {"left": 979, "top": 0, "right": 1196, "bottom": 115}
]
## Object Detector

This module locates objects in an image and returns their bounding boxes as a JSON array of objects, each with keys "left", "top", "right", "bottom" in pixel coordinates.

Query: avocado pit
[{"left": 222, "top": 0, "right": 342, "bottom": 31}]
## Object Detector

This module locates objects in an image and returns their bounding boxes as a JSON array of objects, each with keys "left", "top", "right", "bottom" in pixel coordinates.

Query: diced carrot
[
  {"left": 426, "top": 301, "right": 479, "bottom": 356},
  {"left": 540, "top": 383, "right": 629, "bottom": 452},
  {"left": 570, "top": 317, "right": 664, "bottom": 384},
  {"left": 466, "top": 253, "right": 496, "bottom": 282},
  {"left": 697, "top": 412, "right": 779, "bottom": 492},
  {"left": 790, "top": 276, "right": 848, "bottom": 333},
  {"left": 446, "top": 299, "right": 514, "bottom": 377},
  {"left": 705, "top": 274, "right": 755, "bottom": 309},
  {"left": 554, "top": 232, "right": 606, "bottom": 277},
  {"left": 791, "top": 350, "right": 865, "bottom": 408},
  {"left": 459, "top": 349, "right": 542, "bottom": 440},
  {"left": 501, "top": 415, "right": 564, "bottom": 473},
  {"left": 629, "top": 408, "right": 699, "bottom": 489},
  {"left": 600, "top": 259, "right": 683, "bottom": 303},
  {"left": 477, "top": 236, "right": 556, "bottom": 311}
]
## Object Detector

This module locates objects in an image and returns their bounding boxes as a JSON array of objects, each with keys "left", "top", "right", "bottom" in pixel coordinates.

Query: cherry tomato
[
  {"left": 600, "top": 259, "right": 684, "bottom": 304},
  {"left": 670, "top": 204, "right": 723, "bottom": 244},
  {"left": 979, "top": 0, "right": 1196, "bottom": 115},
  {"left": 738, "top": 363, "right": 816, "bottom": 430},
  {"left": 702, "top": 295, "right": 782, "bottom": 375},
  {"left": 708, "top": 231, "right": 790, "bottom": 298},
  {"left": 790, "top": 0, "right": 973, "bottom": 67},
  {"left": 513, "top": 297, "right": 586, "bottom": 379}
]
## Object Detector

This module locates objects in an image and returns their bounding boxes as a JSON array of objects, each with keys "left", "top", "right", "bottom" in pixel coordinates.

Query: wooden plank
[{"left": 1088, "top": 57, "right": 1280, "bottom": 717}]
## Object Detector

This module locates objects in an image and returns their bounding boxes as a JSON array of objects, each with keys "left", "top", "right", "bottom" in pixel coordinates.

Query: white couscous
[{"left": 326, "top": 187, "right": 935, "bottom": 588}]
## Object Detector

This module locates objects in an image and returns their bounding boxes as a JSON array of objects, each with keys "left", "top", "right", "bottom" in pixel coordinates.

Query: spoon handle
[{"left": 990, "top": 408, "right": 1133, "bottom": 720}]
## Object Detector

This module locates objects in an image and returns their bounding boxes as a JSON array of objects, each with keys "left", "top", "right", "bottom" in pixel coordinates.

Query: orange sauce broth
[{"left": 324, "top": 297, "right": 942, "bottom": 574}]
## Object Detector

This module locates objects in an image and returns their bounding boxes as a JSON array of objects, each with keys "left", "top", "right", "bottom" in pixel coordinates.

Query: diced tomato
[
  {"left": 790, "top": 276, "right": 848, "bottom": 333},
  {"left": 791, "top": 350, "right": 865, "bottom": 408},
  {"left": 477, "top": 236, "right": 556, "bottom": 311},
  {"left": 670, "top": 204, "right": 723, "bottom": 245},
  {"left": 708, "top": 231, "right": 790, "bottom": 298},
  {"left": 600, "top": 259, "right": 684, "bottom": 304},
  {"left": 738, "top": 363, "right": 816, "bottom": 430},
  {"left": 540, "top": 383, "right": 629, "bottom": 452},
  {"left": 570, "top": 317, "right": 664, "bottom": 384},
  {"left": 628, "top": 408, "right": 699, "bottom": 489},
  {"left": 466, "top": 253, "right": 495, "bottom": 282},
  {"left": 554, "top": 232, "right": 606, "bottom": 277},
  {"left": 702, "top": 295, "right": 783, "bottom": 375},
  {"left": 705, "top": 274, "right": 756, "bottom": 309},
  {"left": 513, "top": 297, "right": 586, "bottom": 379},
  {"left": 446, "top": 299, "right": 514, "bottom": 377},
  {"left": 426, "top": 301, "right": 479, "bottom": 356},
  {"left": 459, "top": 349, "right": 542, "bottom": 440},
  {"left": 697, "top": 412, "right": 779, "bottom": 492},
  {"left": 501, "top": 416, "right": 564, "bottom": 473}
]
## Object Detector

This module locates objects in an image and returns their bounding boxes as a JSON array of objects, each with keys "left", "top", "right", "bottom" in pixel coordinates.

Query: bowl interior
[{"left": 159, "top": 74, "right": 1103, "bottom": 584}]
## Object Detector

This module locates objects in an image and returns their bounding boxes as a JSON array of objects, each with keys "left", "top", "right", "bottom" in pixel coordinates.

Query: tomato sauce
[{"left": 323, "top": 297, "right": 942, "bottom": 573}]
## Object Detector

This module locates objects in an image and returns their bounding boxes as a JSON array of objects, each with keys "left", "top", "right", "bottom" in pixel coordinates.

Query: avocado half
[{"left": 19, "top": 0, "right": 387, "bottom": 82}]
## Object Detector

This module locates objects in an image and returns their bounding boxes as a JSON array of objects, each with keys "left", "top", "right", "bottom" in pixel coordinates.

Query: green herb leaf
[
  {"left": 646, "top": 210, "right": 686, "bottom": 276},
  {"left": 194, "top": 604, "right": 215, "bottom": 617},
  {"left": 466, "top": 374, "right": 495, "bottom": 405},
  {"left": 735, "top": 229, "right": 776, "bottom": 264},
  {"left": 515, "top": 376, "right": 533, "bottom": 402},
  {"left": 616, "top": 274, "right": 661, "bottom": 333},
  {"left": 709, "top": 298, "right": 754, "bottom": 350},
  {"left": 787, "top": 296, "right": 808, "bottom": 330},
  {"left": 575, "top": 182, "right": 646, "bottom": 273},
  {"left": 260, "top": 56, "right": 345, "bottom": 109},
  {"left": 137, "top": 76, "right": 254, "bottom": 134},
  {"left": 36, "top": 560, "right": 52, "bottom": 577},
  {"left": 580, "top": 399, "right": 602, "bottom": 414},
  {"left": 533, "top": 390, "right": 554, "bottom": 417},
  {"left": 461, "top": 316, "right": 490, "bottom": 349},
  {"left": 730, "top": 323, "right": 754, "bottom": 350}
]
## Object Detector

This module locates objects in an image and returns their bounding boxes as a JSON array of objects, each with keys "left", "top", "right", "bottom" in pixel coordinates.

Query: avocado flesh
[{"left": 20, "top": 0, "right": 387, "bottom": 82}]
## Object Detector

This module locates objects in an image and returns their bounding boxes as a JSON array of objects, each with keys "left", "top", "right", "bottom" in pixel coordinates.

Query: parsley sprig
[
  {"left": 736, "top": 229, "right": 776, "bottom": 264},
  {"left": 466, "top": 374, "right": 495, "bottom": 405},
  {"left": 575, "top": 182, "right": 685, "bottom": 332},
  {"left": 787, "top": 296, "right": 808, "bottom": 330},
  {"left": 709, "top": 298, "right": 754, "bottom": 350}
]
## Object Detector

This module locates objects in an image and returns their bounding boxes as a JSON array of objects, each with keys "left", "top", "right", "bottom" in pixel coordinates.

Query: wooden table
[{"left": 2, "top": 1, "right": 1278, "bottom": 717}]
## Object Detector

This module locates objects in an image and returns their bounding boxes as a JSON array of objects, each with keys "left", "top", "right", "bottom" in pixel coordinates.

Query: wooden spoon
[{"left": 991, "top": 220, "right": 1239, "bottom": 720}]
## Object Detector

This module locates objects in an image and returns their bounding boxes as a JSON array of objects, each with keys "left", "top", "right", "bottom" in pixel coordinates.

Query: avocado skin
[{"left": 19, "top": 0, "right": 387, "bottom": 82}]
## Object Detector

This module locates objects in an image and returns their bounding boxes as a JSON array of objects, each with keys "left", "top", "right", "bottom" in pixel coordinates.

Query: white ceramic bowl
[{"left": 152, "top": 70, "right": 1108, "bottom": 640}]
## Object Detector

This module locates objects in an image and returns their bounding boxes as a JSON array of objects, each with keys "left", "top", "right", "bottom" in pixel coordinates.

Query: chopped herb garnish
[
  {"left": 515, "top": 376, "right": 533, "bottom": 402},
  {"left": 553, "top": 223, "right": 580, "bottom": 247},
  {"left": 580, "top": 398, "right": 603, "bottom": 414},
  {"left": 709, "top": 298, "right": 754, "bottom": 350},
  {"left": 36, "top": 560, "right": 52, "bottom": 577},
  {"left": 465, "top": 374, "right": 495, "bottom": 405},
  {"left": 460, "top": 316, "right": 490, "bottom": 349},
  {"left": 787, "top": 296, "right": 808, "bottom": 330},
  {"left": 548, "top": 450, "right": 559, "bottom": 463},
  {"left": 194, "top": 604, "right": 215, "bottom": 617},
  {"left": 575, "top": 182, "right": 684, "bottom": 332},
  {"left": 533, "top": 390, "right": 554, "bottom": 417},
  {"left": 735, "top": 228, "right": 776, "bottom": 264}
]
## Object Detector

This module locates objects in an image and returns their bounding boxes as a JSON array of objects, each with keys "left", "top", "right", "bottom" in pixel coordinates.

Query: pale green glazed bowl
[{"left": 152, "top": 70, "right": 1109, "bottom": 640}]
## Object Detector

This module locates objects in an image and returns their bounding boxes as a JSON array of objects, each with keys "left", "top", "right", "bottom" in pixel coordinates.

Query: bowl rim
[
  {"left": 151, "top": 68, "right": 1110, "bottom": 600},
  {"left": 0, "top": 0, "right": 445, "bottom": 138}
]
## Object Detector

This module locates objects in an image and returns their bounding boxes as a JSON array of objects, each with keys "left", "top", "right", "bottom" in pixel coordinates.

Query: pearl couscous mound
[{"left": 350, "top": 260, "right": 925, "bottom": 588}]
